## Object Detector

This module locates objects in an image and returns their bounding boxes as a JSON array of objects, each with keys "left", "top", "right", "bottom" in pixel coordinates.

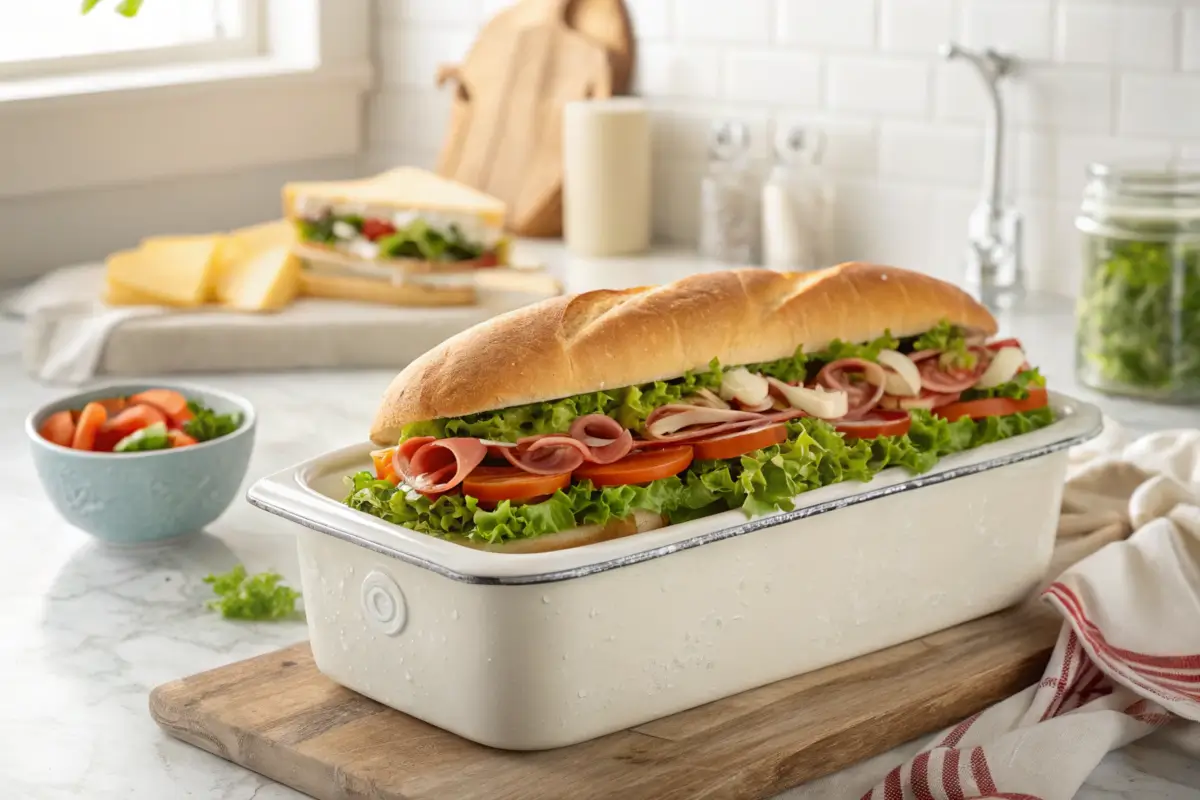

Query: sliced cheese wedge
[
  {"left": 103, "top": 278, "right": 164, "bottom": 307},
  {"left": 214, "top": 220, "right": 298, "bottom": 308},
  {"left": 105, "top": 238, "right": 221, "bottom": 307},
  {"left": 218, "top": 245, "right": 300, "bottom": 311}
]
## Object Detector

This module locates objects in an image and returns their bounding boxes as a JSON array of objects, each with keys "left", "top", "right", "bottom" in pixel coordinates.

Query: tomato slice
[
  {"left": 573, "top": 445, "right": 694, "bottom": 487},
  {"left": 986, "top": 338, "right": 1023, "bottom": 351},
  {"left": 94, "top": 403, "right": 168, "bottom": 452},
  {"left": 38, "top": 411, "right": 77, "bottom": 447},
  {"left": 935, "top": 388, "right": 1050, "bottom": 422},
  {"left": 462, "top": 466, "right": 571, "bottom": 503},
  {"left": 129, "top": 389, "right": 192, "bottom": 426},
  {"left": 835, "top": 411, "right": 912, "bottom": 440},
  {"left": 692, "top": 424, "right": 787, "bottom": 461},
  {"left": 362, "top": 219, "right": 397, "bottom": 241}
]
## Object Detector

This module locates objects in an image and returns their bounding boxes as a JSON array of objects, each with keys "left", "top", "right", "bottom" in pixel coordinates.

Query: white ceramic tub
[{"left": 247, "top": 392, "right": 1102, "bottom": 750}]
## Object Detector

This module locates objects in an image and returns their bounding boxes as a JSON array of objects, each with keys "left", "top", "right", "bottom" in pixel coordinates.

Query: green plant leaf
[{"left": 203, "top": 565, "right": 302, "bottom": 621}]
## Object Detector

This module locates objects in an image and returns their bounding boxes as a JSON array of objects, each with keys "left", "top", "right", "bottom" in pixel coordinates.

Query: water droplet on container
[
  {"left": 764, "top": 583, "right": 772, "bottom": 594},
  {"left": 562, "top": 654, "right": 569, "bottom": 661},
  {"left": 451, "top": 609, "right": 460, "bottom": 620},
  {"left": 541, "top": 595, "right": 551, "bottom": 604},
  {"left": 577, "top": 690, "right": 588, "bottom": 698},
  {"left": 589, "top": 608, "right": 599, "bottom": 618},
  {"left": 404, "top": 671, "right": 413, "bottom": 681}
]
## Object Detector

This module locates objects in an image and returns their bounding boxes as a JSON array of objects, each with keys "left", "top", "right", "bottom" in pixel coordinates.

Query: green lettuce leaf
[
  {"left": 377, "top": 220, "right": 487, "bottom": 262},
  {"left": 960, "top": 368, "right": 1046, "bottom": 401},
  {"left": 183, "top": 400, "right": 242, "bottom": 442},
  {"left": 812, "top": 332, "right": 901, "bottom": 363},
  {"left": 912, "top": 320, "right": 975, "bottom": 368},
  {"left": 203, "top": 565, "right": 301, "bottom": 621},
  {"left": 402, "top": 360, "right": 723, "bottom": 443},
  {"left": 743, "top": 346, "right": 809, "bottom": 383}
]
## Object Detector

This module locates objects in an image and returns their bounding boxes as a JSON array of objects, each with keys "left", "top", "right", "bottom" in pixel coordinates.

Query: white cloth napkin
[
  {"left": 791, "top": 423, "right": 1200, "bottom": 800},
  {"left": 1, "top": 264, "right": 167, "bottom": 385}
]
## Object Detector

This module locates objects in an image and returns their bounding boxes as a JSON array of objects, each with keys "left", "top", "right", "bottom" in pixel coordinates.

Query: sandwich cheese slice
[
  {"left": 284, "top": 167, "right": 509, "bottom": 272},
  {"left": 345, "top": 263, "right": 1055, "bottom": 553}
]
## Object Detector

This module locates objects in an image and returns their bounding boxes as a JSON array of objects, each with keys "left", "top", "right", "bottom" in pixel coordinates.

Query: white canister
[{"left": 562, "top": 98, "right": 652, "bottom": 257}]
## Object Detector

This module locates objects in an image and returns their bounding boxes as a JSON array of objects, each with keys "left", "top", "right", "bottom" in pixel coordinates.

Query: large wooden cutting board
[
  {"left": 435, "top": 0, "right": 629, "bottom": 238},
  {"left": 148, "top": 532, "right": 1116, "bottom": 800}
]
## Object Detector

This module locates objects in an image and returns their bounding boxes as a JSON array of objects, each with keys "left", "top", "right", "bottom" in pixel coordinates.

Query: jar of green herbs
[{"left": 1075, "top": 163, "right": 1200, "bottom": 401}]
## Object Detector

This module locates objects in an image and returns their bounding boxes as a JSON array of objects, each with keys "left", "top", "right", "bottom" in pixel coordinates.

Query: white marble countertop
[{"left": 2, "top": 248, "right": 1200, "bottom": 799}]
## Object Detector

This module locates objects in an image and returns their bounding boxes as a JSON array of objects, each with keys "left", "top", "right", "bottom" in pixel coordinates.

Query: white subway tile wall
[{"left": 368, "top": 0, "right": 1200, "bottom": 296}]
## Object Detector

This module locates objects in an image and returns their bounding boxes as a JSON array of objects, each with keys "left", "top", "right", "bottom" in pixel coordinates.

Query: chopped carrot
[
  {"left": 71, "top": 402, "right": 109, "bottom": 451},
  {"left": 168, "top": 429, "right": 198, "bottom": 448},
  {"left": 38, "top": 411, "right": 77, "bottom": 447},
  {"left": 94, "top": 404, "right": 167, "bottom": 452},
  {"left": 129, "top": 389, "right": 192, "bottom": 426},
  {"left": 97, "top": 397, "right": 128, "bottom": 416},
  {"left": 371, "top": 447, "right": 399, "bottom": 484}
]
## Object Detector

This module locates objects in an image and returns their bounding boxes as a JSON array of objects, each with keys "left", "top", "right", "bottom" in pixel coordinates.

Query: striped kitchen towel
[{"left": 793, "top": 426, "right": 1200, "bottom": 800}]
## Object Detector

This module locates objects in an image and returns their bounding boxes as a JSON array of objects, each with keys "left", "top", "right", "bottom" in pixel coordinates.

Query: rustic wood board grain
[
  {"left": 148, "top": 529, "right": 1111, "bottom": 800},
  {"left": 434, "top": 0, "right": 621, "bottom": 238}
]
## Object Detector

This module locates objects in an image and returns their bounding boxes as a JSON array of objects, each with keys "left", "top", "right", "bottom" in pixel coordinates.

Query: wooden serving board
[
  {"left": 148, "top": 533, "right": 1114, "bottom": 800},
  {"left": 435, "top": 0, "right": 625, "bottom": 238}
]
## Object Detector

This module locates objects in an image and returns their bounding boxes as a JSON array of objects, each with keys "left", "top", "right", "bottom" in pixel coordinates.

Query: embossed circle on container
[{"left": 361, "top": 570, "right": 407, "bottom": 636}]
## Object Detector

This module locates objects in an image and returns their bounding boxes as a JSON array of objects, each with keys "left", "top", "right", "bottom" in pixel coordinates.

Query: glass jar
[
  {"left": 1075, "top": 162, "right": 1200, "bottom": 401},
  {"left": 698, "top": 120, "right": 758, "bottom": 265}
]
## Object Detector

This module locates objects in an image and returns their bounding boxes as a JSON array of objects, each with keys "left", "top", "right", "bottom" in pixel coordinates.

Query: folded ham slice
[
  {"left": 502, "top": 435, "right": 590, "bottom": 475},
  {"left": 918, "top": 347, "right": 989, "bottom": 393},
  {"left": 816, "top": 358, "right": 885, "bottom": 420},
  {"left": 568, "top": 415, "right": 634, "bottom": 464},
  {"left": 394, "top": 437, "right": 488, "bottom": 494}
]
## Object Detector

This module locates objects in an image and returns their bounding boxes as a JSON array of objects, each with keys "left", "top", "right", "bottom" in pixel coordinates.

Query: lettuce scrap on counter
[
  {"left": 347, "top": 406, "right": 1055, "bottom": 546},
  {"left": 203, "top": 565, "right": 302, "bottom": 621}
]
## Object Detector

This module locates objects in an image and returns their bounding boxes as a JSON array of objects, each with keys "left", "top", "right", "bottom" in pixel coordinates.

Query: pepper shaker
[
  {"left": 698, "top": 120, "right": 758, "bottom": 265},
  {"left": 761, "top": 125, "right": 834, "bottom": 272}
]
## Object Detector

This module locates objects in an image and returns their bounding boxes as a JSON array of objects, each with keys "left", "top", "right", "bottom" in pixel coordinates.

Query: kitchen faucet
[{"left": 939, "top": 42, "right": 1024, "bottom": 310}]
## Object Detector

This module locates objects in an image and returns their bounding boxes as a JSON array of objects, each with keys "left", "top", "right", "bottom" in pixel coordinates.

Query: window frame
[
  {"left": 0, "top": 0, "right": 266, "bottom": 82},
  {"left": 0, "top": 0, "right": 372, "bottom": 203}
]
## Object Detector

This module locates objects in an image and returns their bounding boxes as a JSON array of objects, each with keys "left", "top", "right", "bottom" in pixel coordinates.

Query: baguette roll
[{"left": 370, "top": 263, "right": 996, "bottom": 445}]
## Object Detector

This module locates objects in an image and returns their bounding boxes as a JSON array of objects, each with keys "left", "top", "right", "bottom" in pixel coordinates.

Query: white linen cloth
[
  {"left": 1, "top": 264, "right": 167, "bottom": 385},
  {"left": 1, "top": 263, "right": 561, "bottom": 386},
  {"left": 789, "top": 422, "right": 1200, "bottom": 799}
]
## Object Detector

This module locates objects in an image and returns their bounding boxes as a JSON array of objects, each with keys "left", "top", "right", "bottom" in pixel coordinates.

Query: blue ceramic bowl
[{"left": 26, "top": 382, "right": 257, "bottom": 545}]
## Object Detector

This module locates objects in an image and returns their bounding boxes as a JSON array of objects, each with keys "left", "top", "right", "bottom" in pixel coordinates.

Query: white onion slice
[
  {"left": 871, "top": 349, "right": 923, "bottom": 397},
  {"left": 478, "top": 439, "right": 519, "bottom": 448},
  {"left": 975, "top": 347, "right": 1025, "bottom": 389},
  {"left": 719, "top": 367, "right": 771, "bottom": 407},
  {"left": 765, "top": 377, "right": 849, "bottom": 420}
]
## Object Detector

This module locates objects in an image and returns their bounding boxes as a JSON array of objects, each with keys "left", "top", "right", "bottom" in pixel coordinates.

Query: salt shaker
[
  {"left": 699, "top": 120, "right": 758, "bottom": 265},
  {"left": 761, "top": 125, "right": 834, "bottom": 272}
]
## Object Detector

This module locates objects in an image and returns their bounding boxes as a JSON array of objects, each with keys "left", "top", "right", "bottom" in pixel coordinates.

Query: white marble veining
[{"left": 2, "top": 251, "right": 1200, "bottom": 799}]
